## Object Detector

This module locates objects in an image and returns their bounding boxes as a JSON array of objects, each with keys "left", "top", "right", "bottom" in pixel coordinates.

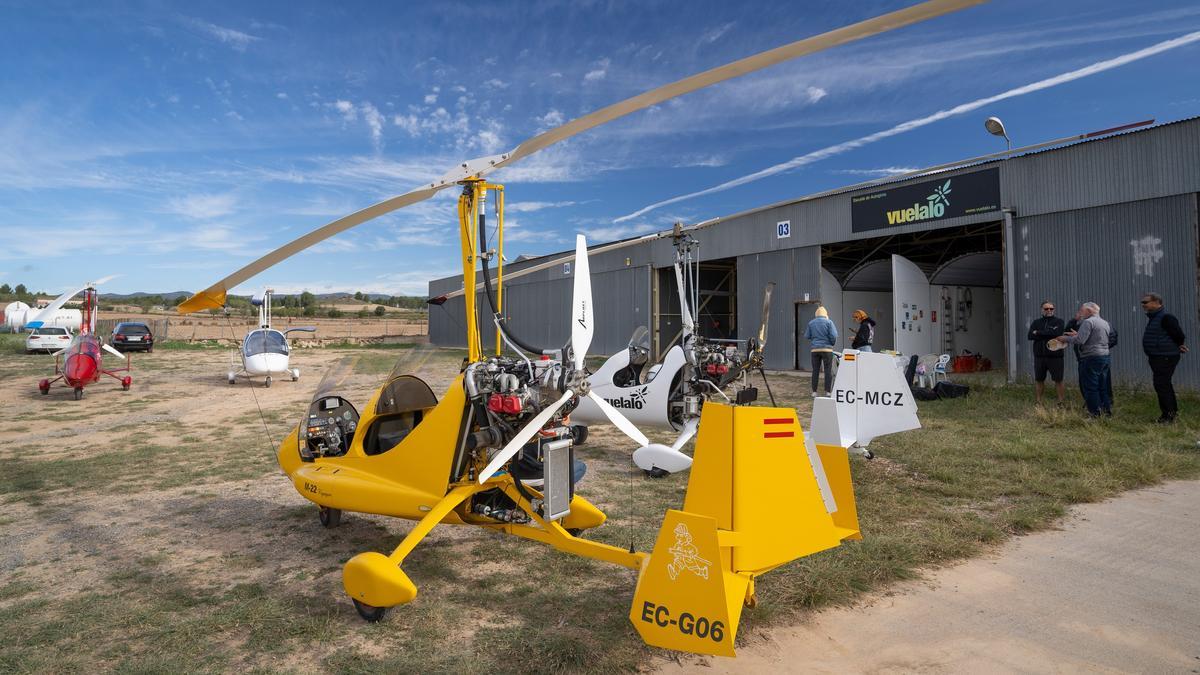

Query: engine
[{"left": 464, "top": 356, "right": 576, "bottom": 457}]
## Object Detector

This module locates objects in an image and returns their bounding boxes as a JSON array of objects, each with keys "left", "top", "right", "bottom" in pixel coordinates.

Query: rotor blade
[
  {"left": 177, "top": 185, "right": 443, "bottom": 313},
  {"left": 757, "top": 282, "right": 776, "bottom": 347},
  {"left": 26, "top": 283, "right": 90, "bottom": 329},
  {"left": 571, "top": 234, "right": 593, "bottom": 369},
  {"left": 102, "top": 343, "right": 125, "bottom": 359},
  {"left": 585, "top": 391, "right": 650, "bottom": 447},
  {"left": 490, "top": 0, "right": 983, "bottom": 173},
  {"left": 478, "top": 389, "right": 574, "bottom": 483}
]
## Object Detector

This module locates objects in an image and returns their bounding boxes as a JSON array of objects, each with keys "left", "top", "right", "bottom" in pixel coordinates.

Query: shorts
[{"left": 1034, "top": 356, "right": 1064, "bottom": 383}]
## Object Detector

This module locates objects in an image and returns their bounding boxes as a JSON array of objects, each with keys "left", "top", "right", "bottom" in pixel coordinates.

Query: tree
[
  {"left": 300, "top": 291, "right": 316, "bottom": 308},
  {"left": 374, "top": 305, "right": 386, "bottom": 317},
  {"left": 14, "top": 284, "right": 27, "bottom": 296},
  {"left": 357, "top": 307, "right": 370, "bottom": 319},
  {"left": 303, "top": 304, "right": 317, "bottom": 317},
  {"left": 173, "top": 295, "right": 187, "bottom": 306},
  {"left": 0, "top": 284, "right": 10, "bottom": 295},
  {"left": 353, "top": 291, "right": 364, "bottom": 301},
  {"left": 327, "top": 307, "right": 343, "bottom": 319}
]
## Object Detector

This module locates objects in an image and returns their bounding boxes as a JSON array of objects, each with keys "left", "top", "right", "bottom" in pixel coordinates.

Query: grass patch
[{"left": 321, "top": 341, "right": 419, "bottom": 350}]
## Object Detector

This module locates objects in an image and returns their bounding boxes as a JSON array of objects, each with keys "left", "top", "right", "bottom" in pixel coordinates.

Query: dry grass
[{"left": 2, "top": 344, "right": 1198, "bottom": 673}]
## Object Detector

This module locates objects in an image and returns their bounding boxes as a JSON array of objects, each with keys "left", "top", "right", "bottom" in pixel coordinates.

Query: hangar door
[{"left": 892, "top": 254, "right": 932, "bottom": 356}]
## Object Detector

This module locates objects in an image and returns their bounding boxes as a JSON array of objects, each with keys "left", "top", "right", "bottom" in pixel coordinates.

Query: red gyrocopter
[{"left": 32, "top": 277, "right": 132, "bottom": 400}]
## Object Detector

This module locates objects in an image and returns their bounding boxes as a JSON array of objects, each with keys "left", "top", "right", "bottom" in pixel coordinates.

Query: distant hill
[{"left": 100, "top": 291, "right": 191, "bottom": 301}]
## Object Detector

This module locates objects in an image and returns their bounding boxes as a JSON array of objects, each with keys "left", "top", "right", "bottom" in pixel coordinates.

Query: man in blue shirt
[{"left": 804, "top": 306, "right": 838, "bottom": 397}]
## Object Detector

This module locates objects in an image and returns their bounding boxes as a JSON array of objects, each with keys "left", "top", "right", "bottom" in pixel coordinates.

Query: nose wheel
[
  {"left": 319, "top": 506, "right": 341, "bottom": 528},
  {"left": 264, "top": 376, "right": 273, "bottom": 388},
  {"left": 73, "top": 387, "right": 84, "bottom": 400},
  {"left": 352, "top": 599, "right": 387, "bottom": 622}
]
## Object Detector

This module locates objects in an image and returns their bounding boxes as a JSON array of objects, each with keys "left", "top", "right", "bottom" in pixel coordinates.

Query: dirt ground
[{"left": 2, "top": 342, "right": 774, "bottom": 671}]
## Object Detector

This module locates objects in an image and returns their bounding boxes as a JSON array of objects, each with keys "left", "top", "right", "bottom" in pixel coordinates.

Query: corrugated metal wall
[
  {"left": 1014, "top": 193, "right": 1198, "bottom": 387},
  {"left": 737, "top": 246, "right": 821, "bottom": 370},
  {"left": 428, "top": 261, "right": 649, "bottom": 354}
]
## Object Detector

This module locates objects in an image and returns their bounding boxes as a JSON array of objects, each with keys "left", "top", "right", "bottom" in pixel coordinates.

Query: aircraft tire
[
  {"left": 73, "top": 387, "right": 83, "bottom": 401},
  {"left": 264, "top": 376, "right": 272, "bottom": 388},
  {"left": 353, "top": 599, "right": 387, "bottom": 623},
  {"left": 319, "top": 506, "right": 341, "bottom": 528}
]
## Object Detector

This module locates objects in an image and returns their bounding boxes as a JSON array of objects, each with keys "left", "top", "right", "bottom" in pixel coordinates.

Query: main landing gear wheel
[
  {"left": 291, "top": 368, "right": 300, "bottom": 382},
  {"left": 227, "top": 372, "right": 236, "bottom": 385},
  {"left": 644, "top": 467, "right": 669, "bottom": 479},
  {"left": 353, "top": 599, "right": 387, "bottom": 622},
  {"left": 39, "top": 380, "right": 50, "bottom": 395},
  {"left": 264, "top": 376, "right": 273, "bottom": 388},
  {"left": 122, "top": 376, "right": 132, "bottom": 391},
  {"left": 319, "top": 506, "right": 341, "bottom": 528},
  {"left": 73, "top": 387, "right": 84, "bottom": 401}
]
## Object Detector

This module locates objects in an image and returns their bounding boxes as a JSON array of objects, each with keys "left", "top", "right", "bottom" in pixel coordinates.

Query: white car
[{"left": 26, "top": 326, "right": 74, "bottom": 353}]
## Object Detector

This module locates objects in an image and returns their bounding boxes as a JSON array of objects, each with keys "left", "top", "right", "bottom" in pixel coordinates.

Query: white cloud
[
  {"left": 806, "top": 86, "right": 827, "bottom": 104},
  {"left": 423, "top": 93, "right": 438, "bottom": 104},
  {"left": 484, "top": 78, "right": 508, "bottom": 89},
  {"left": 505, "top": 201, "right": 578, "bottom": 213},
  {"left": 701, "top": 22, "right": 735, "bottom": 44},
  {"left": 183, "top": 17, "right": 261, "bottom": 52},
  {"left": 276, "top": 92, "right": 288, "bottom": 100},
  {"left": 583, "top": 58, "right": 610, "bottom": 83},
  {"left": 578, "top": 221, "right": 659, "bottom": 242},
  {"left": 361, "top": 102, "right": 384, "bottom": 149},
  {"left": 334, "top": 100, "right": 356, "bottom": 121},
  {"left": 834, "top": 167, "right": 921, "bottom": 177},
  {"left": 535, "top": 109, "right": 565, "bottom": 132},
  {"left": 166, "top": 193, "right": 238, "bottom": 220}
]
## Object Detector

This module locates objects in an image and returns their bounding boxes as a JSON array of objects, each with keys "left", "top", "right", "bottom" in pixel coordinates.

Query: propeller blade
[
  {"left": 102, "top": 343, "right": 125, "bottom": 359},
  {"left": 478, "top": 389, "right": 574, "bottom": 483},
  {"left": 585, "top": 391, "right": 650, "bottom": 447},
  {"left": 176, "top": 2, "right": 977, "bottom": 311},
  {"left": 177, "top": 186, "right": 443, "bottom": 313},
  {"left": 571, "top": 234, "right": 593, "bottom": 370},
  {"left": 757, "top": 282, "right": 776, "bottom": 348},
  {"left": 26, "top": 284, "right": 89, "bottom": 329}
]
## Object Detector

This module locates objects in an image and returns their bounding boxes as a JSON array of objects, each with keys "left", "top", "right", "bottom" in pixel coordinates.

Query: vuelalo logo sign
[
  {"left": 886, "top": 179, "right": 951, "bottom": 226},
  {"left": 607, "top": 386, "right": 648, "bottom": 410}
]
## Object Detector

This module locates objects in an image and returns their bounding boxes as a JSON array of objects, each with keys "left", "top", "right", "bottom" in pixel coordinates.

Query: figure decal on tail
[{"left": 667, "top": 523, "right": 711, "bottom": 581}]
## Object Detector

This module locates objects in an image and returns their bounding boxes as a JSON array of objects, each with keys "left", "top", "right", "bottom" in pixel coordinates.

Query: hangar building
[{"left": 429, "top": 117, "right": 1200, "bottom": 388}]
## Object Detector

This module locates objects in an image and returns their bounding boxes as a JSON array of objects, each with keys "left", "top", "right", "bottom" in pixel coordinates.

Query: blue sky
[{"left": 2, "top": 0, "right": 1199, "bottom": 297}]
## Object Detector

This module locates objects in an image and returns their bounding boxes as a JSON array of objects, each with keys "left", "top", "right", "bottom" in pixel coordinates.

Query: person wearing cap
[
  {"left": 850, "top": 309, "right": 876, "bottom": 353},
  {"left": 803, "top": 306, "right": 838, "bottom": 397},
  {"left": 1028, "top": 300, "right": 1065, "bottom": 405}
]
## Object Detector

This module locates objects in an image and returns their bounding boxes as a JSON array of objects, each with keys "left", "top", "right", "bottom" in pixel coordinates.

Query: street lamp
[{"left": 985, "top": 116, "right": 1011, "bottom": 152}]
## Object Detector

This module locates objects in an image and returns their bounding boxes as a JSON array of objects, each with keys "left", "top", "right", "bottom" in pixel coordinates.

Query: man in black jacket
[
  {"left": 1028, "top": 300, "right": 1065, "bottom": 405},
  {"left": 1141, "top": 292, "right": 1188, "bottom": 423}
]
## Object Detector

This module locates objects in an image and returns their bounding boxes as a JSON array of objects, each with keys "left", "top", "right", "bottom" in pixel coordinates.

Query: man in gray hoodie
[{"left": 1056, "top": 302, "right": 1112, "bottom": 417}]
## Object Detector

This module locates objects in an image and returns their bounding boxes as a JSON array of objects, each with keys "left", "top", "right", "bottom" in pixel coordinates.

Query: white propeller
[
  {"left": 26, "top": 275, "right": 117, "bottom": 329},
  {"left": 102, "top": 344, "right": 126, "bottom": 360},
  {"left": 478, "top": 235, "right": 649, "bottom": 483},
  {"left": 178, "top": 0, "right": 982, "bottom": 315}
]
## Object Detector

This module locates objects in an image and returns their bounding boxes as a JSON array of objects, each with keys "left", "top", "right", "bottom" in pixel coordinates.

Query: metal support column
[{"left": 1002, "top": 208, "right": 1018, "bottom": 384}]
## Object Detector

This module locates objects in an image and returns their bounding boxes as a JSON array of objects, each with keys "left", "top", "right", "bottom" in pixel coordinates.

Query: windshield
[{"left": 244, "top": 329, "right": 288, "bottom": 356}]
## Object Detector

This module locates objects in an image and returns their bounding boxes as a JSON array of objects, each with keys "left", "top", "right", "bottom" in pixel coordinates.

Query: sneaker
[{"left": 811, "top": 391, "right": 818, "bottom": 397}]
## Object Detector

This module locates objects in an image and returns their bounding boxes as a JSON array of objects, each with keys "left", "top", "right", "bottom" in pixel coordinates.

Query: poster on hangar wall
[{"left": 850, "top": 168, "right": 1000, "bottom": 233}]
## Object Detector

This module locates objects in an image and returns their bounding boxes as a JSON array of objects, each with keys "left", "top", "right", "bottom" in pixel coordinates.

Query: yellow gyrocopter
[{"left": 178, "top": 0, "right": 981, "bottom": 656}]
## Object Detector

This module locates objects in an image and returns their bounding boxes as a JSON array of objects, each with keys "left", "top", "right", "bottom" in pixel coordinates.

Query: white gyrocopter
[{"left": 228, "top": 289, "right": 315, "bottom": 387}]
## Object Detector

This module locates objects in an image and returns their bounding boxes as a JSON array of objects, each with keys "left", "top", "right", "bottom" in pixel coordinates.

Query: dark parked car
[{"left": 111, "top": 322, "right": 154, "bottom": 352}]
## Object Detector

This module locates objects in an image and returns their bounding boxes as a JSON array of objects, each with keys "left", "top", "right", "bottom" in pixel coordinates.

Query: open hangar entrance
[
  {"left": 815, "top": 222, "right": 1006, "bottom": 368},
  {"left": 652, "top": 256, "right": 737, "bottom": 360}
]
